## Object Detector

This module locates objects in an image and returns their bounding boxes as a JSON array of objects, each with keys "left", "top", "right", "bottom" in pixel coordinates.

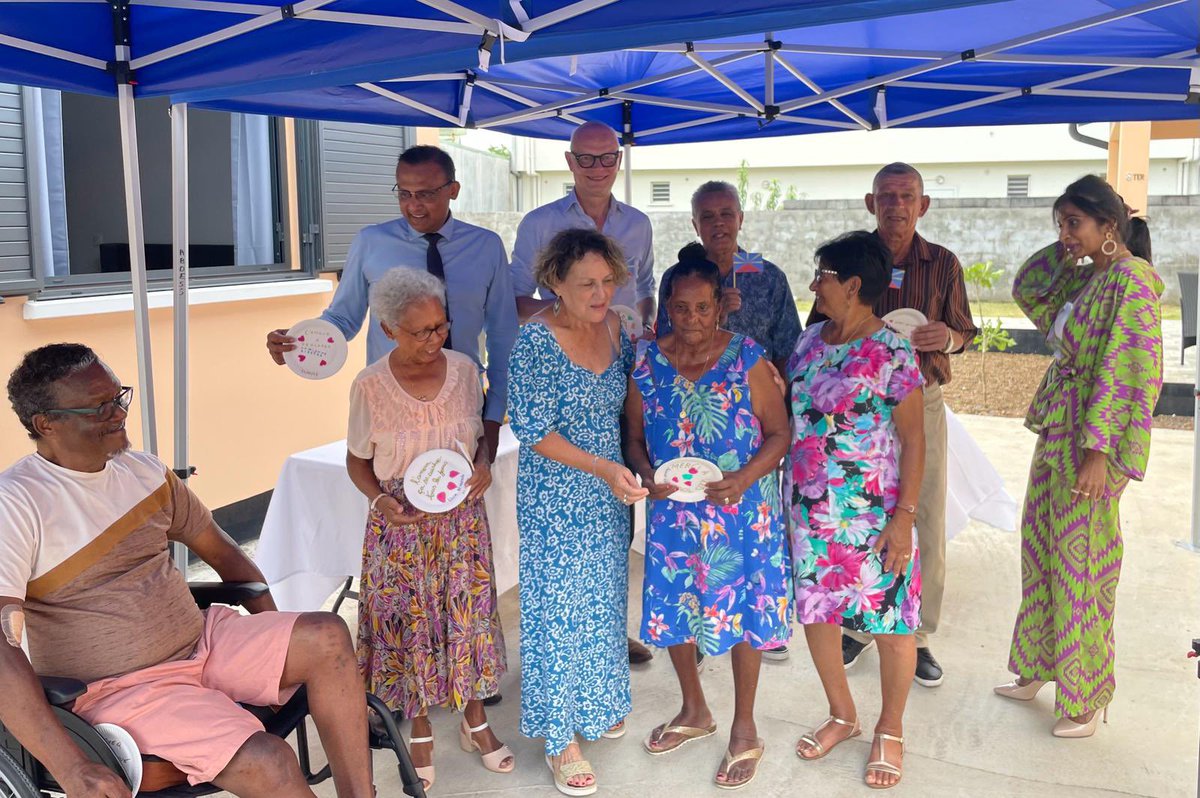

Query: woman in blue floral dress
[
  {"left": 509, "top": 229, "right": 648, "bottom": 797},
  {"left": 787, "top": 232, "right": 925, "bottom": 790},
  {"left": 623, "top": 255, "right": 790, "bottom": 791}
]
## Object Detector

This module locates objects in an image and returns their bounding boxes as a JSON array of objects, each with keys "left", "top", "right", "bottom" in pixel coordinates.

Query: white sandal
[
  {"left": 408, "top": 734, "right": 435, "bottom": 789},
  {"left": 458, "top": 720, "right": 515, "bottom": 773},
  {"left": 865, "top": 732, "right": 904, "bottom": 790}
]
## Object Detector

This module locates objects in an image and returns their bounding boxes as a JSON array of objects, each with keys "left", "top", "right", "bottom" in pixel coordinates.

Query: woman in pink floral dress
[
  {"left": 786, "top": 232, "right": 925, "bottom": 790},
  {"left": 345, "top": 268, "right": 512, "bottom": 790}
]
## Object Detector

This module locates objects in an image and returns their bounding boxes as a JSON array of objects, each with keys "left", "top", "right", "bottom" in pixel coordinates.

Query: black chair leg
[
  {"left": 365, "top": 693, "right": 426, "bottom": 798},
  {"left": 331, "top": 576, "right": 358, "bottom": 615}
]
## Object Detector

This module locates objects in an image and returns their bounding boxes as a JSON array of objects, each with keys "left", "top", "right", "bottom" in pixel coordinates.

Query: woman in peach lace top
[{"left": 345, "top": 268, "right": 512, "bottom": 789}]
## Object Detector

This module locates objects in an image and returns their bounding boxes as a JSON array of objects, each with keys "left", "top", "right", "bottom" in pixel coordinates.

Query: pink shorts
[{"left": 72, "top": 605, "right": 301, "bottom": 785}]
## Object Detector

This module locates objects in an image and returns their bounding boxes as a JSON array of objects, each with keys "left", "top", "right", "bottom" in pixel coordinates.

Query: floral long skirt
[{"left": 356, "top": 479, "right": 506, "bottom": 717}]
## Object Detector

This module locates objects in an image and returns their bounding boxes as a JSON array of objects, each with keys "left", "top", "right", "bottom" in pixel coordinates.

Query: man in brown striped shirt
[{"left": 814, "top": 163, "right": 978, "bottom": 688}]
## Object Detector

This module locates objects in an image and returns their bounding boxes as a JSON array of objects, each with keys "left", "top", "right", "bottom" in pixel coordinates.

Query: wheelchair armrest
[
  {"left": 188, "top": 581, "right": 270, "bottom": 609},
  {"left": 41, "top": 675, "right": 87, "bottom": 706}
]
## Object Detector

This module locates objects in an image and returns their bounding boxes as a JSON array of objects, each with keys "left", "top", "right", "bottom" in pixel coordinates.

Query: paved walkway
[{"left": 200, "top": 414, "right": 1199, "bottom": 798}]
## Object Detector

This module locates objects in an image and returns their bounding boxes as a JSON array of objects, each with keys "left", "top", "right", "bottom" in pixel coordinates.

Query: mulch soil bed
[{"left": 942, "top": 351, "right": 1193, "bottom": 431}]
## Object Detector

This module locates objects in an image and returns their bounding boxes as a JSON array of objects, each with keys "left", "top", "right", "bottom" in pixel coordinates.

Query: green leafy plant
[
  {"left": 763, "top": 178, "right": 783, "bottom": 211},
  {"left": 963, "top": 260, "right": 1016, "bottom": 406},
  {"left": 486, "top": 144, "right": 511, "bottom": 159},
  {"left": 737, "top": 159, "right": 750, "bottom": 209}
]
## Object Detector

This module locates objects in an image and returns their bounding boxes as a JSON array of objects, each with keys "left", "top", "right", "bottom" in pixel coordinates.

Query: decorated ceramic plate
[
  {"left": 610, "top": 304, "right": 641, "bottom": 339},
  {"left": 882, "top": 308, "right": 928, "bottom": 340},
  {"left": 283, "top": 318, "right": 348, "bottom": 380},
  {"left": 653, "top": 457, "right": 723, "bottom": 503},
  {"left": 95, "top": 723, "right": 142, "bottom": 795},
  {"left": 403, "top": 448, "right": 472, "bottom": 513}
]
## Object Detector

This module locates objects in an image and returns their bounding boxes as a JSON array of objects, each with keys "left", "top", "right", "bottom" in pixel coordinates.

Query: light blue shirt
[
  {"left": 509, "top": 190, "right": 655, "bottom": 311},
  {"left": 321, "top": 215, "right": 517, "bottom": 423}
]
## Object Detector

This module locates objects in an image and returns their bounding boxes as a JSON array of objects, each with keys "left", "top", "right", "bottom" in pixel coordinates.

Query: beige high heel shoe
[
  {"left": 459, "top": 720, "right": 515, "bottom": 773},
  {"left": 1052, "top": 707, "right": 1108, "bottom": 738},
  {"left": 408, "top": 734, "right": 435, "bottom": 789},
  {"left": 993, "top": 679, "right": 1048, "bottom": 701}
]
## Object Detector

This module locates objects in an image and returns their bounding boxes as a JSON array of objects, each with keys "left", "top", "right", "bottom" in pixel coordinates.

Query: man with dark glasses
[{"left": 510, "top": 121, "right": 657, "bottom": 339}]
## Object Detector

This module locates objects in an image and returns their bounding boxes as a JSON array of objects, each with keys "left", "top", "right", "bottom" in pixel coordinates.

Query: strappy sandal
[
  {"left": 714, "top": 738, "right": 765, "bottom": 791},
  {"left": 458, "top": 720, "right": 515, "bottom": 773},
  {"left": 796, "top": 715, "right": 861, "bottom": 760},
  {"left": 545, "top": 754, "right": 598, "bottom": 797},
  {"left": 864, "top": 732, "right": 904, "bottom": 790},
  {"left": 407, "top": 734, "right": 435, "bottom": 789},
  {"left": 642, "top": 720, "right": 718, "bottom": 755},
  {"left": 602, "top": 719, "right": 627, "bottom": 739}
]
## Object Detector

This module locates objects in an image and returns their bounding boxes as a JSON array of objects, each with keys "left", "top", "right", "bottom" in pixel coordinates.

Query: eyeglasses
[
  {"left": 45, "top": 386, "right": 133, "bottom": 421},
  {"left": 571, "top": 151, "right": 620, "bottom": 169},
  {"left": 404, "top": 322, "right": 452, "bottom": 342},
  {"left": 813, "top": 268, "right": 841, "bottom": 282},
  {"left": 391, "top": 179, "right": 454, "bottom": 202}
]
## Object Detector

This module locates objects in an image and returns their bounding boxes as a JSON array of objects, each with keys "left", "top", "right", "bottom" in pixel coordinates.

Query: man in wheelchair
[{"left": 0, "top": 344, "right": 377, "bottom": 798}]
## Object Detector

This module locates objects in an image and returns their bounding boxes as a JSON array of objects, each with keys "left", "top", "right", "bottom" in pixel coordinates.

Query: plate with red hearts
[
  {"left": 653, "top": 456, "right": 723, "bottom": 503},
  {"left": 403, "top": 448, "right": 472, "bottom": 513},
  {"left": 283, "top": 318, "right": 348, "bottom": 380},
  {"left": 610, "top": 304, "right": 642, "bottom": 339}
]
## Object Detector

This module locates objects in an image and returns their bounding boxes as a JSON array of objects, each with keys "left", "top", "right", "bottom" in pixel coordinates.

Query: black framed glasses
[
  {"left": 391, "top": 179, "right": 454, "bottom": 202},
  {"left": 571, "top": 151, "right": 619, "bottom": 168},
  {"left": 404, "top": 322, "right": 452, "bottom": 342},
  {"left": 813, "top": 267, "right": 841, "bottom": 282},
  {"left": 46, "top": 386, "right": 133, "bottom": 421}
]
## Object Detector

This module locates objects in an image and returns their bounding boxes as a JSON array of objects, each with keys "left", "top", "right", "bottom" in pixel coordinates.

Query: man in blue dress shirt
[
  {"left": 510, "top": 122, "right": 656, "bottom": 333},
  {"left": 266, "top": 145, "right": 517, "bottom": 461}
]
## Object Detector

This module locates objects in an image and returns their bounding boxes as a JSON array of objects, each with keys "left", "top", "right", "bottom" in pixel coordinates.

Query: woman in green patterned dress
[{"left": 996, "top": 175, "right": 1163, "bottom": 738}]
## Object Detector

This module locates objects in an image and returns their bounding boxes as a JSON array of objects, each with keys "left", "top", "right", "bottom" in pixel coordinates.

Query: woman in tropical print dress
[
  {"left": 996, "top": 175, "right": 1162, "bottom": 738},
  {"left": 787, "top": 232, "right": 925, "bottom": 790},
  {"left": 623, "top": 254, "right": 790, "bottom": 791},
  {"left": 345, "top": 268, "right": 512, "bottom": 791},
  {"left": 508, "top": 229, "right": 648, "bottom": 797}
]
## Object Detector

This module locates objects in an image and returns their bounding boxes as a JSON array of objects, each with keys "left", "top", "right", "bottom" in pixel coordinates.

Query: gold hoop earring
[{"left": 1101, "top": 231, "right": 1118, "bottom": 257}]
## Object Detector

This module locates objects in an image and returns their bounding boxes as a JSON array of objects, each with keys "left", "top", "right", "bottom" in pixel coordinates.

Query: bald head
[{"left": 570, "top": 121, "right": 619, "bottom": 150}]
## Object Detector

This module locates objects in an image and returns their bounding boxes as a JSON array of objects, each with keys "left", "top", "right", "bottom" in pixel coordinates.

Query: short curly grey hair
[{"left": 369, "top": 268, "right": 446, "bottom": 327}]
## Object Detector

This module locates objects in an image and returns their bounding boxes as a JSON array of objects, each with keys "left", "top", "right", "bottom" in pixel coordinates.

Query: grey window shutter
[
  {"left": 0, "top": 84, "right": 38, "bottom": 295},
  {"left": 316, "top": 121, "right": 410, "bottom": 272}
]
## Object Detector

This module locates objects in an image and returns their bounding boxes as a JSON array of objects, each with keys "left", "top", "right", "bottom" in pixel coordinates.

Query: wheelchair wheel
[{"left": 0, "top": 747, "right": 38, "bottom": 798}]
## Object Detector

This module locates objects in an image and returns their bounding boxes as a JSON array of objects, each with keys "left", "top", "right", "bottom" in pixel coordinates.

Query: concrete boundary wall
[{"left": 460, "top": 195, "right": 1200, "bottom": 303}]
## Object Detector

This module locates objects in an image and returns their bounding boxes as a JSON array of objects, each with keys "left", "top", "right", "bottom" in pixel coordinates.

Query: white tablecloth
[
  {"left": 256, "top": 428, "right": 522, "bottom": 612},
  {"left": 255, "top": 412, "right": 1012, "bottom": 612}
]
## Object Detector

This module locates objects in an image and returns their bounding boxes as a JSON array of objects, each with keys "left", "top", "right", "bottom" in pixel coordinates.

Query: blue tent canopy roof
[
  {"left": 0, "top": 0, "right": 995, "bottom": 99},
  {"left": 183, "top": 0, "right": 1200, "bottom": 143}
]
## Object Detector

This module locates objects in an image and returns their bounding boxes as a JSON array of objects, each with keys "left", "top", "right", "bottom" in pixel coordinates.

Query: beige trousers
[{"left": 847, "top": 384, "right": 947, "bottom": 648}]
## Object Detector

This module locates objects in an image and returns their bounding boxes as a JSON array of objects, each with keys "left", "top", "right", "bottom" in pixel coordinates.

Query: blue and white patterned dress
[{"left": 509, "top": 321, "right": 633, "bottom": 757}]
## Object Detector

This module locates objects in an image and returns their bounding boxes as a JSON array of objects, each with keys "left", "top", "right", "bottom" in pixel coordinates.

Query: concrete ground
[{"left": 209, "top": 414, "right": 1200, "bottom": 798}]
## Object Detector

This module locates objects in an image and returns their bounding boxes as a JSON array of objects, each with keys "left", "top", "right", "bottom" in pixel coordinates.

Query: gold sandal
[
  {"left": 864, "top": 732, "right": 904, "bottom": 789},
  {"left": 714, "top": 738, "right": 764, "bottom": 791},
  {"left": 545, "top": 754, "right": 597, "bottom": 797},
  {"left": 643, "top": 720, "right": 718, "bottom": 755},
  {"left": 796, "top": 715, "right": 861, "bottom": 760}
]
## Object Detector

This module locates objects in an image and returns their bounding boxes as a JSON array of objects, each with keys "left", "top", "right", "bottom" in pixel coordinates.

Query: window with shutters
[
  {"left": 651, "top": 182, "right": 671, "bottom": 204},
  {"left": 563, "top": 182, "right": 573, "bottom": 197},
  {"left": 1007, "top": 175, "right": 1030, "bottom": 198},
  {"left": 3, "top": 87, "right": 302, "bottom": 299}
]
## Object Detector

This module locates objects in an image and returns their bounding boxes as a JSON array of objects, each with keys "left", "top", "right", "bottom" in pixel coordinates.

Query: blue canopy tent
[
  {"left": 0, "top": 0, "right": 989, "bottom": 538},
  {"left": 182, "top": 0, "right": 1199, "bottom": 145}
]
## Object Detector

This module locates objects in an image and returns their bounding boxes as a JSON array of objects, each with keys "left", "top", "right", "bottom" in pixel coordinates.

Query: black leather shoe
[
  {"left": 915, "top": 647, "right": 944, "bottom": 687},
  {"left": 842, "top": 635, "right": 874, "bottom": 670},
  {"left": 628, "top": 637, "right": 654, "bottom": 665}
]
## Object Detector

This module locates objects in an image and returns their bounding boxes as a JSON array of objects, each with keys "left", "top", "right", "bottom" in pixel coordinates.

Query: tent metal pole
[
  {"left": 114, "top": 59, "right": 159, "bottom": 456},
  {"left": 0, "top": 32, "right": 108, "bottom": 69},
  {"left": 1185, "top": 250, "right": 1200, "bottom": 553},
  {"left": 622, "top": 101, "right": 632, "bottom": 205},
  {"left": 770, "top": 51, "right": 872, "bottom": 129},
  {"left": 358, "top": 82, "right": 463, "bottom": 124},
  {"left": 171, "top": 102, "right": 190, "bottom": 575}
]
